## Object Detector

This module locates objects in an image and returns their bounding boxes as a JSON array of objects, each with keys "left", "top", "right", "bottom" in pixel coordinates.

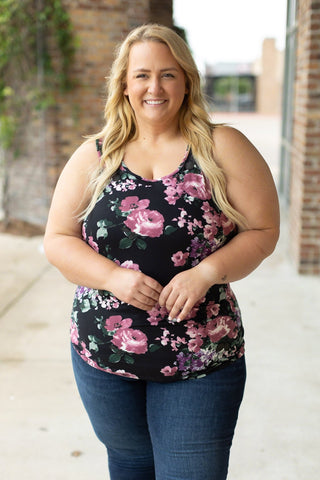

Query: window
[{"left": 280, "top": 0, "right": 297, "bottom": 202}]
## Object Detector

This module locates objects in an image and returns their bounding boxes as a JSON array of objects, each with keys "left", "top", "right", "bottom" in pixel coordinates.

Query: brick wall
[
  {"left": 290, "top": 0, "right": 320, "bottom": 274},
  {"left": 5, "top": 0, "right": 173, "bottom": 226}
]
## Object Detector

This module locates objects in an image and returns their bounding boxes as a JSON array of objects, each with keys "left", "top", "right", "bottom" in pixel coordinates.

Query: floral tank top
[{"left": 70, "top": 140, "right": 245, "bottom": 382}]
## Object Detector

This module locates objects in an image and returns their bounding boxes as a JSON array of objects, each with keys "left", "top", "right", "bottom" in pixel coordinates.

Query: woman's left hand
[{"left": 159, "top": 265, "right": 214, "bottom": 322}]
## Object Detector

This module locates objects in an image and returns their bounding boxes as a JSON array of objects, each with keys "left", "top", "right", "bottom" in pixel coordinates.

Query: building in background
[
  {"left": 205, "top": 38, "right": 284, "bottom": 115},
  {"left": 255, "top": 38, "right": 284, "bottom": 115},
  {"left": 280, "top": 0, "right": 320, "bottom": 275},
  {"left": 205, "top": 62, "right": 256, "bottom": 112},
  {"left": 1, "top": 0, "right": 319, "bottom": 275},
  {"left": 0, "top": 0, "right": 173, "bottom": 228}
]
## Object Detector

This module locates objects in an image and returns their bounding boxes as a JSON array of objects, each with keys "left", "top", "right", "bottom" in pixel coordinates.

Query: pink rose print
[
  {"left": 147, "top": 303, "right": 168, "bottom": 325},
  {"left": 112, "top": 328, "right": 148, "bottom": 354},
  {"left": 120, "top": 260, "right": 140, "bottom": 271},
  {"left": 187, "top": 218, "right": 203, "bottom": 236},
  {"left": 238, "top": 345, "right": 245, "bottom": 357},
  {"left": 186, "top": 320, "right": 206, "bottom": 340},
  {"left": 79, "top": 341, "right": 92, "bottom": 360},
  {"left": 175, "top": 208, "right": 188, "bottom": 227},
  {"left": 158, "top": 328, "right": 170, "bottom": 346},
  {"left": 81, "top": 223, "right": 87, "bottom": 240},
  {"left": 201, "top": 201, "right": 212, "bottom": 213},
  {"left": 124, "top": 209, "right": 164, "bottom": 237},
  {"left": 204, "top": 224, "right": 218, "bottom": 241},
  {"left": 88, "top": 236, "right": 99, "bottom": 252},
  {"left": 112, "top": 370, "right": 139, "bottom": 379},
  {"left": 225, "top": 284, "right": 238, "bottom": 312},
  {"left": 206, "top": 316, "right": 238, "bottom": 343},
  {"left": 206, "top": 300, "right": 220, "bottom": 317},
  {"left": 202, "top": 211, "right": 216, "bottom": 224},
  {"left": 184, "top": 305, "right": 200, "bottom": 320},
  {"left": 161, "top": 366, "right": 178, "bottom": 377},
  {"left": 171, "top": 250, "right": 189, "bottom": 267},
  {"left": 182, "top": 173, "right": 211, "bottom": 200},
  {"left": 70, "top": 320, "right": 79, "bottom": 345},
  {"left": 164, "top": 186, "right": 179, "bottom": 205},
  {"left": 119, "top": 196, "right": 150, "bottom": 212},
  {"left": 86, "top": 358, "right": 108, "bottom": 371},
  {"left": 105, "top": 315, "right": 133, "bottom": 332},
  {"left": 163, "top": 179, "right": 184, "bottom": 205},
  {"left": 220, "top": 213, "right": 235, "bottom": 235},
  {"left": 188, "top": 336, "right": 203, "bottom": 353},
  {"left": 162, "top": 177, "right": 177, "bottom": 187}
]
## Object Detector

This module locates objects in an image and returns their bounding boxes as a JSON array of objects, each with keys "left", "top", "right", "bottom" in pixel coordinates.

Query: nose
[{"left": 147, "top": 76, "right": 163, "bottom": 95}]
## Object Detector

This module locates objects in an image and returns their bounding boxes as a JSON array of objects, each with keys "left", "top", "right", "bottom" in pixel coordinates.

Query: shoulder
[
  {"left": 212, "top": 126, "right": 263, "bottom": 170},
  {"left": 212, "top": 125, "right": 273, "bottom": 185},
  {"left": 212, "top": 125, "right": 279, "bottom": 231},
  {"left": 67, "top": 139, "right": 101, "bottom": 172},
  {"left": 52, "top": 139, "right": 101, "bottom": 210}
]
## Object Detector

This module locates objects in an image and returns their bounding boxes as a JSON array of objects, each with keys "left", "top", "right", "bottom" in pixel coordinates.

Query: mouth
[{"left": 144, "top": 99, "right": 167, "bottom": 105}]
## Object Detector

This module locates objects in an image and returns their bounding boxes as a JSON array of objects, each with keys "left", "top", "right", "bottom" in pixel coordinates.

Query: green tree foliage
[{"left": 0, "top": 0, "right": 76, "bottom": 149}]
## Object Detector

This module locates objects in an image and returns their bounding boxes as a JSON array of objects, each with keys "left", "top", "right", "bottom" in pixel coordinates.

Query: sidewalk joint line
[{"left": 0, "top": 264, "right": 52, "bottom": 319}]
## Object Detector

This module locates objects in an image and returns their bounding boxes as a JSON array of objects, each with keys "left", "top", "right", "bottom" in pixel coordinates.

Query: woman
[{"left": 44, "top": 24, "right": 279, "bottom": 480}]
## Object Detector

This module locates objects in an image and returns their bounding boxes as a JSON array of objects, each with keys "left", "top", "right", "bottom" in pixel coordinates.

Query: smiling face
[{"left": 124, "top": 41, "right": 188, "bottom": 130}]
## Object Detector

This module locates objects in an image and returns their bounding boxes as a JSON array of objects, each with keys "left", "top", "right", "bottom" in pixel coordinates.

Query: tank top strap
[{"left": 95, "top": 138, "right": 103, "bottom": 157}]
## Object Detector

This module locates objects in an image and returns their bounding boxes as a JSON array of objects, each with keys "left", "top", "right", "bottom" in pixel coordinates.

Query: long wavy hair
[{"left": 81, "top": 23, "right": 246, "bottom": 228}]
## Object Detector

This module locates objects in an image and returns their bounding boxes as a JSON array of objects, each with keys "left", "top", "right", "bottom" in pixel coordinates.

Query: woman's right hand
[{"left": 107, "top": 266, "right": 163, "bottom": 311}]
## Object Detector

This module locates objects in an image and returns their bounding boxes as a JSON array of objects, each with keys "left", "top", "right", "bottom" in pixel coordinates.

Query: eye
[
  {"left": 136, "top": 73, "right": 148, "bottom": 79},
  {"left": 162, "top": 73, "right": 175, "bottom": 78}
]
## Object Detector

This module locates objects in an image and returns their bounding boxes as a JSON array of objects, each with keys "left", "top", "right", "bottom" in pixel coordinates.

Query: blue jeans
[{"left": 71, "top": 346, "right": 246, "bottom": 480}]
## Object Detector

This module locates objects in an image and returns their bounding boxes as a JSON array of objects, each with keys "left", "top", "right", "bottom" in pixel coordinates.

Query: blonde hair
[{"left": 82, "top": 24, "right": 246, "bottom": 229}]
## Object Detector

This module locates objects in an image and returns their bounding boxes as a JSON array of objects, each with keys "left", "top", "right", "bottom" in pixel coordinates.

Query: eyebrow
[{"left": 132, "top": 67, "right": 179, "bottom": 72}]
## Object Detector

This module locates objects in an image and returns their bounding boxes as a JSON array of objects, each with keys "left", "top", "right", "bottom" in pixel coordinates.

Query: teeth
[{"left": 145, "top": 100, "right": 166, "bottom": 105}]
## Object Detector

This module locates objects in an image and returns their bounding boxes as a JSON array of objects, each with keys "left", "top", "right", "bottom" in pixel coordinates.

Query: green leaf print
[
  {"left": 164, "top": 225, "right": 177, "bottom": 235},
  {"left": 89, "top": 341, "right": 99, "bottom": 352},
  {"left": 96, "top": 219, "right": 113, "bottom": 239},
  {"left": 149, "top": 344, "right": 161, "bottom": 353},
  {"left": 124, "top": 354, "right": 135, "bottom": 365},
  {"left": 109, "top": 352, "right": 123, "bottom": 363},
  {"left": 136, "top": 238, "right": 147, "bottom": 250},
  {"left": 219, "top": 287, "right": 227, "bottom": 300},
  {"left": 97, "top": 219, "right": 113, "bottom": 228},
  {"left": 110, "top": 344, "right": 120, "bottom": 353},
  {"left": 80, "top": 298, "right": 91, "bottom": 313},
  {"left": 97, "top": 227, "right": 108, "bottom": 239},
  {"left": 119, "top": 237, "right": 134, "bottom": 249}
]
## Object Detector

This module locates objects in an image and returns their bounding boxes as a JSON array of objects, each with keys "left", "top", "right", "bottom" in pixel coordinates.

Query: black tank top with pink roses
[{"left": 70, "top": 140, "right": 244, "bottom": 382}]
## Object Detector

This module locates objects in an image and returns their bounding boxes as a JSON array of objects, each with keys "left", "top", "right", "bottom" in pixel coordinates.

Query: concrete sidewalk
[{"left": 1, "top": 114, "right": 319, "bottom": 479}]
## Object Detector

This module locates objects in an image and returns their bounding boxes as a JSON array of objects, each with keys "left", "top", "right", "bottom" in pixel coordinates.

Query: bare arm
[
  {"left": 44, "top": 140, "right": 162, "bottom": 310},
  {"left": 159, "top": 126, "right": 280, "bottom": 320}
]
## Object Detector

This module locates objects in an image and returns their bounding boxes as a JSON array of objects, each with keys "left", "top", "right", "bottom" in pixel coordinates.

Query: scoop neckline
[{"left": 121, "top": 147, "right": 191, "bottom": 183}]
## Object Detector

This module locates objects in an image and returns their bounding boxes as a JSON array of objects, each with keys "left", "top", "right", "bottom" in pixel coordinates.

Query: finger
[
  {"left": 131, "top": 300, "right": 156, "bottom": 311},
  {"left": 175, "top": 299, "right": 194, "bottom": 322},
  {"left": 138, "top": 290, "right": 158, "bottom": 305},
  {"left": 167, "top": 294, "right": 184, "bottom": 320},
  {"left": 158, "top": 284, "right": 171, "bottom": 307},
  {"left": 144, "top": 275, "right": 163, "bottom": 294},
  {"left": 168, "top": 303, "right": 184, "bottom": 321},
  {"left": 141, "top": 285, "right": 161, "bottom": 303},
  {"left": 129, "top": 293, "right": 158, "bottom": 311}
]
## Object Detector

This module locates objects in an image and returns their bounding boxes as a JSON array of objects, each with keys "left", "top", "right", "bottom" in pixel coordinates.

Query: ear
[{"left": 123, "top": 83, "right": 128, "bottom": 96}]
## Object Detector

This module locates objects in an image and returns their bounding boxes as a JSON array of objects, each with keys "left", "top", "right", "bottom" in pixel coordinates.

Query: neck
[{"left": 134, "top": 121, "right": 181, "bottom": 146}]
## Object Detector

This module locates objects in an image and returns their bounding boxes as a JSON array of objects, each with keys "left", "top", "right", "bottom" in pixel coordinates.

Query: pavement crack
[{"left": 0, "top": 264, "right": 52, "bottom": 319}]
